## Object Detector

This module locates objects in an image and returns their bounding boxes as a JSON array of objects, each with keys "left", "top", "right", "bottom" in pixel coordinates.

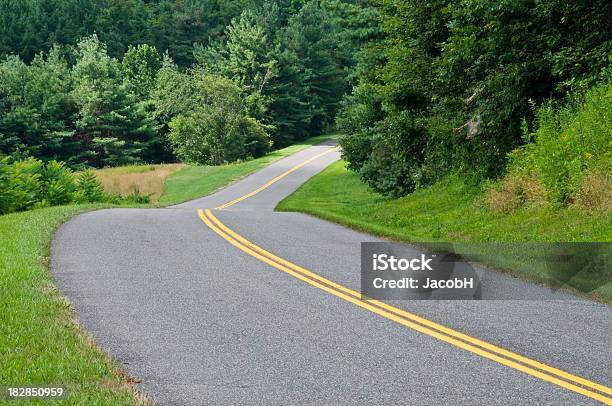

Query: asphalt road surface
[{"left": 52, "top": 141, "right": 611, "bottom": 405}]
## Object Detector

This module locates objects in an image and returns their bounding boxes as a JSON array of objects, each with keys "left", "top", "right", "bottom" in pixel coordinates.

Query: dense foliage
[
  {"left": 1, "top": 0, "right": 609, "bottom": 205},
  {"left": 0, "top": 0, "right": 376, "bottom": 168},
  {"left": 0, "top": 0, "right": 257, "bottom": 67},
  {"left": 0, "top": 156, "right": 110, "bottom": 215},
  {"left": 339, "top": 0, "right": 611, "bottom": 196},
  {"left": 488, "top": 74, "right": 611, "bottom": 212},
  {"left": 0, "top": 37, "right": 163, "bottom": 168},
  {"left": 165, "top": 74, "right": 270, "bottom": 164}
]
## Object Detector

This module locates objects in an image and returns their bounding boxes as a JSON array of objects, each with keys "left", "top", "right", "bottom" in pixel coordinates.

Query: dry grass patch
[
  {"left": 94, "top": 164, "right": 185, "bottom": 201},
  {"left": 486, "top": 171, "right": 547, "bottom": 213},
  {"left": 576, "top": 170, "right": 612, "bottom": 212}
]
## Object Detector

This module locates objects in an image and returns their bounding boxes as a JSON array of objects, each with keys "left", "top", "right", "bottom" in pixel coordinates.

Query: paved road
[{"left": 52, "top": 142, "right": 611, "bottom": 405}]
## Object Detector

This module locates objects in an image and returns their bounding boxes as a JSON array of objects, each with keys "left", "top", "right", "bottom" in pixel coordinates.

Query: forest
[
  {"left": 0, "top": 0, "right": 610, "bottom": 213},
  {"left": 0, "top": 0, "right": 377, "bottom": 167},
  {"left": 337, "top": 0, "right": 610, "bottom": 198}
]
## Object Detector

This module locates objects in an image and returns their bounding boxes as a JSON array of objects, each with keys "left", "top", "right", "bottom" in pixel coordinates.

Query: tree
[
  {"left": 225, "top": 10, "right": 276, "bottom": 94},
  {"left": 71, "top": 35, "right": 157, "bottom": 167},
  {"left": 282, "top": 1, "right": 346, "bottom": 134},
  {"left": 195, "top": 9, "right": 279, "bottom": 122},
  {"left": 0, "top": 0, "right": 372, "bottom": 169},
  {"left": 0, "top": 48, "right": 75, "bottom": 163},
  {"left": 122, "top": 43, "right": 162, "bottom": 101},
  {"left": 149, "top": 0, "right": 257, "bottom": 67},
  {"left": 167, "top": 74, "right": 270, "bottom": 165},
  {"left": 93, "top": 0, "right": 151, "bottom": 57},
  {"left": 338, "top": 0, "right": 612, "bottom": 196},
  {"left": 226, "top": 10, "right": 278, "bottom": 123}
]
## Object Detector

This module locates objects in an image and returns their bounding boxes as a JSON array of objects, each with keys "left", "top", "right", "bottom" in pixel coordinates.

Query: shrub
[
  {"left": 356, "top": 112, "right": 426, "bottom": 197},
  {"left": 41, "top": 160, "right": 77, "bottom": 206},
  {"left": 525, "top": 79, "right": 611, "bottom": 204},
  {"left": 0, "top": 156, "right": 47, "bottom": 214},
  {"left": 339, "top": 128, "right": 373, "bottom": 173},
  {"left": 338, "top": 1, "right": 611, "bottom": 198},
  {"left": 0, "top": 157, "right": 114, "bottom": 215},
  {"left": 3, "top": 157, "right": 44, "bottom": 213},
  {"left": 336, "top": 84, "right": 380, "bottom": 173},
  {"left": 75, "top": 170, "right": 106, "bottom": 203},
  {"left": 0, "top": 156, "right": 170, "bottom": 215},
  {"left": 488, "top": 77, "right": 611, "bottom": 211}
]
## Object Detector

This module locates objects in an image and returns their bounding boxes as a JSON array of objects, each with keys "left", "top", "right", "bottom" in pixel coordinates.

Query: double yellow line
[
  {"left": 198, "top": 209, "right": 611, "bottom": 403},
  {"left": 198, "top": 146, "right": 611, "bottom": 403},
  {"left": 216, "top": 147, "right": 339, "bottom": 210}
]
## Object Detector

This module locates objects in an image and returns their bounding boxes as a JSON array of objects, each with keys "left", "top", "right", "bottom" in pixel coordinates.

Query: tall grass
[
  {"left": 93, "top": 164, "right": 185, "bottom": 202},
  {"left": 488, "top": 77, "right": 611, "bottom": 211}
]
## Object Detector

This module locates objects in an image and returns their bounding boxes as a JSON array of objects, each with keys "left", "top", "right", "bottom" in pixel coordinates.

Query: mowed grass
[
  {"left": 93, "top": 163, "right": 185, "bottom": 201},
  {"left": 159, "top": 134, "right": 337, "bottom": 204},
  {"left": 0, "top": 134, "right": 335, "bottom": 403},
  {"left": 277, "top": 161, "right": 612, "bottom": 300},
  {"left": 0, "top": 205, "right": 149, "bottom": 404}
]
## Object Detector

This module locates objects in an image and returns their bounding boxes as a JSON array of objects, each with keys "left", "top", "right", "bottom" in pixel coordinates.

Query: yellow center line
[
  {"left": 216, "top": 146, "right": 339, "bottom": 210},
  {"left": 198, "top": 208, "right": 612, "bottom": 404}
]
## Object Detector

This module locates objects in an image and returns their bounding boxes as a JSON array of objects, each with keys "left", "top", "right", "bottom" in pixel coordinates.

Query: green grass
[
  {"left": 277, "top": 161, "right": 612, "bottom": 300},
  {"left": 159, "top": 134, "right": 336, "bottom": 204},
  {"left": 0, "top": 134, "right": 335, "bottom": 403},
  {"left": 0, "top": 205, "right": 148, "bottom": 404}
]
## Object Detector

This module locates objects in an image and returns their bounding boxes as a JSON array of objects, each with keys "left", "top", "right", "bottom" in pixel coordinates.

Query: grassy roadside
[
  {"left": 159, "top": 134, "right": 336, "bottom": 204},
  {"left": 88, "top": 134, "right": 336, "bottom": 205},
  {"left": 0, "top": 205, "right": 148, "bottom": 404},
  {"left": 0, "top": 134, "right": 335, "bottom": 404},
  {"left": 277, "top": 161, "right": 612, "bottom": 300}
]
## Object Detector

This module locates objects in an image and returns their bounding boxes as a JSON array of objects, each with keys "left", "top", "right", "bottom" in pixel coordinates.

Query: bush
[
  {"left": 337, "top": 84, "right": 379, "bottom": 173},
  {"left": 0, "top": 157, "right": 44, "bottom": 214},
  {"left": 41, "top": 160, "right": 77, "bottom": 206},
  {"left": 0, "top": 157, "right": 110, "bottom": 215},
  {"left": 487, "top": 78, "right": 611, "bottom": 211},
  {"left": 352, "top": 112, "right": 426, "bottom": 197},
  {"left": 522, "top": 79, "right": 611, "bottom": 205},
  {"left": 338, "top": 0, "right": 611, "bottom": 197},
  {"left": 75, "top": 170, "right": 106, "bottom": 203}
]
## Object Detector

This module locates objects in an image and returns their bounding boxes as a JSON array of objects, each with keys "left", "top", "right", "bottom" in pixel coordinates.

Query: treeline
[
  {"left": 0, "top": 0, "right": 377, "bottom": 168},
  {"left": 4, "top": 0, "right": 609, "bottom": 201},
  {"left": 0, "top": 0, "right": 257, "bottom": 67},
  {"left": 0, "top": 38, "right": 166, "bottom": 168},
  {"left": 338, "top": 0, "right": 611, "bottom": 196}
]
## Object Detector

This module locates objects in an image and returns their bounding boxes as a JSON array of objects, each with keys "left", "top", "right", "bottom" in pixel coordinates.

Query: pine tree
[
  {"left": 0, "top": 47, "right": 76, "bottom": 163},
  {"left": 281, "top": 1, "right": 347, "bottom": 135},
  {"left": 71, "top": 35, "right": 157, "bottom": 167}
]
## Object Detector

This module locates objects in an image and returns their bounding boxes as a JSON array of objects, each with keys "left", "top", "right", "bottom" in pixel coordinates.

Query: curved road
[{"left": 52, "top": 142, "right": 611, "bottom": 405}]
